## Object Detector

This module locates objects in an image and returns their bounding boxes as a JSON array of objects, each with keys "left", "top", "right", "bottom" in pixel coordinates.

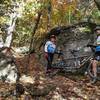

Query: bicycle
[
  {"left": 51, "top": 45, "right": 100, "bottom": 83},
  {"left": 51, "top": 48, "right": 92, "bottom": 74}
]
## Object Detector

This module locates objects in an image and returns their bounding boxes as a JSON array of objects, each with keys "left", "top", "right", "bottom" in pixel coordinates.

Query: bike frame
[{"left": 52, "top": 49, "right": 92, "bottom": 72}]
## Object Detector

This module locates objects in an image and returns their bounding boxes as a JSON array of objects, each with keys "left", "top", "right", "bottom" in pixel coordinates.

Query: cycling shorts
[{"left": 94, "top": 52, "right": 100, "bottom": 61}]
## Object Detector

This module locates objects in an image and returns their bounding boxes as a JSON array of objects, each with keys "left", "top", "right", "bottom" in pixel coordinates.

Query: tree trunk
[
  {"left": 4, "top": 13, "right": 17, "bottom": 47},
  {"left": 94, "top": 0, "right": 100, "bottom": 10}
]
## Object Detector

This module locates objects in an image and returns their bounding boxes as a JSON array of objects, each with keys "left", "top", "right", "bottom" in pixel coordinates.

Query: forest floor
[{"left": 0, "top": 53, "right": 100, "bottom": 100}]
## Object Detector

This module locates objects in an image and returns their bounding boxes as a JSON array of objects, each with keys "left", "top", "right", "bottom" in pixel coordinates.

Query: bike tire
[{"left": 88, "top": 62, "right": 95, "bottom": 78}]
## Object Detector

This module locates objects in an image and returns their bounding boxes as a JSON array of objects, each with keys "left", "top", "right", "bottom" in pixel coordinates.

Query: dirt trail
[{"left": 0, "top": 54, "right": 100, "bottom": 100}]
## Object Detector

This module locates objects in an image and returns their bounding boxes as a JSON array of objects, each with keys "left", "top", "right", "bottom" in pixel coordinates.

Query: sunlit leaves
[
  {"left": 0, "top": 17, "right": 8, "bottom": 25},
  {"left": 0, "top": 0, "right": 100, "bottom": 47},
  {"left": 91, "top": 9, "right": 100, "bottom": 23},
  {"left": 9, "top": 0, "right": 100, "bottom": 47}
]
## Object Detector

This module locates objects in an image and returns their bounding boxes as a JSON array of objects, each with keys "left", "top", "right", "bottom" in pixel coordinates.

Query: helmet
[
  {"left": 95, "top": 26, "right": 100, "bottom": 36},
  {"left": 50, "top": 35, "right": 56, "bottom": 39},
  {"left": 94, "top": 26, "right": 100, "bottom": 31}
]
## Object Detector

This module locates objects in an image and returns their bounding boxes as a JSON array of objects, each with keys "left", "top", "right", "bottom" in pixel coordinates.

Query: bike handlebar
[{"left": 87, "top": 44, "right": 96, "bottom": 48}]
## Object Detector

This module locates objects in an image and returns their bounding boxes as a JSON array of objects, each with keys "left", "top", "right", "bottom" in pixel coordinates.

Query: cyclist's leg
[
  {"left": 92, "top": 53, "right": 100, "bottom": 76},
  {"left": 46, "top": 53, "right": 54, "bottom": 72},
  {"left": 44, "top": 52, "right": 50, "bottom": 72},
  {"left": 50, "top": 53, "right": 54, "bottom": 64},
  {"left": 92, "top": 59, "right": 97, "bottom": 77},
  {"left": 90, "top": 56, "right": 98, "bottom": 83}
]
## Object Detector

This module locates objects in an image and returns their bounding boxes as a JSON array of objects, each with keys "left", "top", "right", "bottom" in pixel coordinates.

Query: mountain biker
[
  {"left": 91, "top": 26, "right": 100, "bottom": 83},
  {"left": 44, "top": 35, "right": 57, "bottom": 73}
]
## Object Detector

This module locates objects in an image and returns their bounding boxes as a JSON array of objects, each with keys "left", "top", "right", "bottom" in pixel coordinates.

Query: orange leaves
[{"left": 52, "top": 0, "right": 77, "bottom": 12}]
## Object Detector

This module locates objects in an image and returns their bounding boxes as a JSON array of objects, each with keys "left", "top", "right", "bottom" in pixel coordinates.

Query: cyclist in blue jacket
[
  {"left": 44, "top": 35, "right": 56, "bottom": 73},
  {"left": 91, "top": 26, "right": 100, "bottom": 83}
]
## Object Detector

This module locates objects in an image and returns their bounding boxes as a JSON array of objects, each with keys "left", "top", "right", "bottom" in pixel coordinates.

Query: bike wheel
[
  {"left": 88, "top": 62, "right": 95, "bottom": 78},
  {"left": 88, "top": 61, "right": 100, "bottom": 80}
]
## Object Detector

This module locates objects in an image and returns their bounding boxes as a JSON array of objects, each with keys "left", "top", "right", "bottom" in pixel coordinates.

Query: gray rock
[{"left": 0, "top": 52, "right": 18, "bottom": 83}]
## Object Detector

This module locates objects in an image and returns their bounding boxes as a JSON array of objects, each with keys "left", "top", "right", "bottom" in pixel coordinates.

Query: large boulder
[
  {"left": 49, "top": 25, "right": 96, "bottom": 59},
  {"left": 0, "top": 51, "right": 19, "bottom": 83}
]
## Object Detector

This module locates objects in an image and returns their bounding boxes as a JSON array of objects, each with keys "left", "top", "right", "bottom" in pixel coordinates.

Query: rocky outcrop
[
  {"left": 47, "top": 23, "right": 99, "bottom": 61},
  {"left": 0, "top": 51, "right": 19, "bottom": 83}
]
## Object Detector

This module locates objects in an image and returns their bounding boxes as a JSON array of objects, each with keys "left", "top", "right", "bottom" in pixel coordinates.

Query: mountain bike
[
  {"left": 52, "top": 48, "right": 92, "bottom": 74},
  {"left": 51, "top": 45, "right": 100, "bottom": 82}
]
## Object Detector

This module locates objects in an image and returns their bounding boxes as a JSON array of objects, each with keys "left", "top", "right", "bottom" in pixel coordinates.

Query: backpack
[
  {"left": 95, "top": 46, "right": 100, "bottom": 52},
  {"left": 47, "top": 44, "right": 55, "bottom": 53}
]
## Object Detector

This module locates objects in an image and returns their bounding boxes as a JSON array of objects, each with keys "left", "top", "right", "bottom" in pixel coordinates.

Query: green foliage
[
  {"left": 91, "top": 9, "right": 100, "bottom": 23},
  {"left": 0, "top": 0, "right": 100, "bottom": 48}
]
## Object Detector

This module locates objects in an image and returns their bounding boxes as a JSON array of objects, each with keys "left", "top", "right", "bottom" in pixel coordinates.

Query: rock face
[
  {"left": 0, "top": 51, "right": 18, "bottom": 83},
  {"left": 46, "top": 26, "right": 95, "bottom": 73},
  {"left": 46, "top": 24, "right": 96, "bottom": 63},
  {"left": 48, "top": 26, "right": 95, "bottom": 61}
]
